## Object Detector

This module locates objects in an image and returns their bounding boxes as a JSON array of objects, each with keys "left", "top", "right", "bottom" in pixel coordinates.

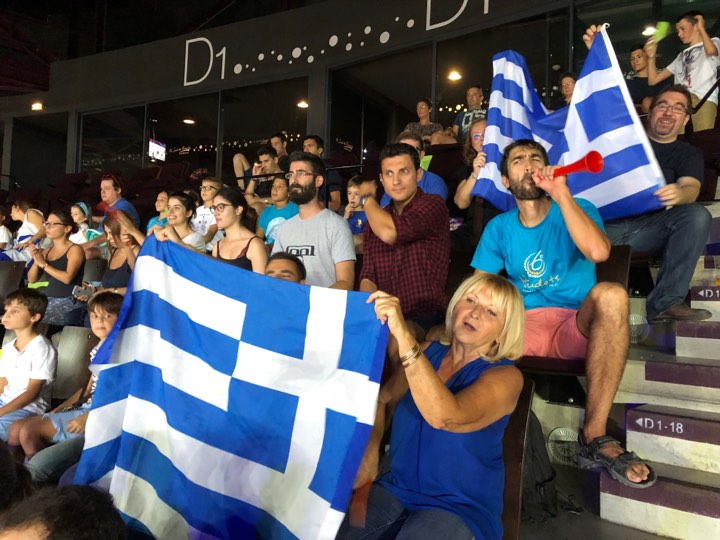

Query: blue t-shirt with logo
[
  {"left": 470, "top": 198, "right": 602, "bottom": 310},
  {"left": 258, "top": 202, "right": 299, "bottom": 244},
  {"left": 346, "top": 210, "right": 367, "bottom": 235}
]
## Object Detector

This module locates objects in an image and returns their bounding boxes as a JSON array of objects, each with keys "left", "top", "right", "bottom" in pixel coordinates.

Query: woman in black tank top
[
  {"left": 28, "top": 210, "right": 86, "bottom": 325},
  {"left": 211, "top": 187, "right": 267, "bottom": 272}
]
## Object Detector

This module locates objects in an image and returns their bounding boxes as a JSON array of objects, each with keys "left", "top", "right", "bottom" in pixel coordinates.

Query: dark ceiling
[{"left": 0, "top": 0, "right": 330, "bottom": 96}]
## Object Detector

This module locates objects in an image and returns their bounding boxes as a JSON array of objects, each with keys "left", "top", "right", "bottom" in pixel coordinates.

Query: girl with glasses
[
  {"left": 27, "top": 210, "right": 86, "bottom": 326},
  {"left": 211, "top": 187, "right": 266, "bottom": 272}
]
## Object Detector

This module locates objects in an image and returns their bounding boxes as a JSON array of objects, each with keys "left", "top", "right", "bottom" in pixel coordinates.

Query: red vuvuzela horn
[{"left": 553, "top": 150, "right": 604, "bottom": 177}]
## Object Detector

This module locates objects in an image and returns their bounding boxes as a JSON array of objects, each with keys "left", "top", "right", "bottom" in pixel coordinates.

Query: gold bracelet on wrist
[
  {"left": 402, "top": 349, "right": 422, "bottom": 368},
  {"left": 399, "top": 342, "right": 420, "bottom": 364}
]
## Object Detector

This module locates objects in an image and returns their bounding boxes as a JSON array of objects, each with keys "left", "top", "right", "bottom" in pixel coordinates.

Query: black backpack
[{"left": 520, "top": 411, "right": 559, "bottom": 523}]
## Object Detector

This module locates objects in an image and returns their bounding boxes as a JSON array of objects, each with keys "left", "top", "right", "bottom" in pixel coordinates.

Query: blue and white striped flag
[
  {"left": 74, "top": 237, "right": 388, "bottom": 539},
  {"left": 474, "top": 25, "right": 665, "bottom": 220}
]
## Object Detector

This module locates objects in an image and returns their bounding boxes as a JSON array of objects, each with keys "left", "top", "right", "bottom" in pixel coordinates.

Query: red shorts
[{"left": 524, "top": 307, "right": 588, "bottom": 359}]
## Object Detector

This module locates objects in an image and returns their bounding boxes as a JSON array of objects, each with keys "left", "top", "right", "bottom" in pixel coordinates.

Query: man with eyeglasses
[
  {"left": 603, "top": 85, "right": 712, "bottom": 321},
  {"left": 271, "top": 151, "right": 355, "bottom": 290},
  {"left": 379, "top": 132, "right": 448, "bottom": 207},
  {"left": 358, "top": 142, "right": 450, "bottom": 351}
]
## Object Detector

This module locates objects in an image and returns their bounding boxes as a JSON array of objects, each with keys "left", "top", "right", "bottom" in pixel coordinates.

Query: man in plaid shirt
[{"left": 358, "top": 143, "right": 450, "bottom": 351}]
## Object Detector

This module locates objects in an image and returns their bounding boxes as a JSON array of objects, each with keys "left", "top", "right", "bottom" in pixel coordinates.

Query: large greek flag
[
  {"left": 474, "top": 25, "right": 665, "bottom": 220},
  {"left": 74, "top": 237, "right": 388, "bottom": 539}
]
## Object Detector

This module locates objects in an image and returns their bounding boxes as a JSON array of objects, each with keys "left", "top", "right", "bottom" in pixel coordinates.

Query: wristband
[
  {"left": 403, "top": 352, "right": 421, "bottom": 369},
  {"left": 399, "top": 342, "right": 421, "bottom": 366},
  {"left": 360, "top": 195, "right": 369, "bottom": 207}
]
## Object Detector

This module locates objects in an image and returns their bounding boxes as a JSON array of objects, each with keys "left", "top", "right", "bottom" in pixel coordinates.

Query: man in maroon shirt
[{"left": 359, "top": 143, "right": 450, "bottom": 355}]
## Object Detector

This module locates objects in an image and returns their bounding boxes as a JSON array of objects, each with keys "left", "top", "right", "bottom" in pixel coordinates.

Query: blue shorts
[
  {"left": 0, "top": 404, "right": 36, "bottom": 442},
  {"left": 47, "top": 409, "right": 88, "bottom": 443}
]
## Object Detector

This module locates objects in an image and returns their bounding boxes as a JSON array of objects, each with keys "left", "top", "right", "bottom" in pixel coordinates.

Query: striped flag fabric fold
[
  {"left": 74, "top": 236, "right": 388, "bottom": 540},
  {"left": 474, "top": 25, "right": 665, "bottom": 220}
]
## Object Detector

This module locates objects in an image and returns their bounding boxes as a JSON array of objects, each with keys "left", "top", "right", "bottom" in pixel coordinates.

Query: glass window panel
[
  {"left": 147, "top": 94, "right": 219, "bottom": 176},
  {"left": 221, "top": 78, "right": 308, "bottom": 183},
  {"left": 436, "top": 14, "right": 567, "bottom": 125},
  {"left": 80, "top": 107, "right": 145, "bottom": 180},
  {"left": 330, "top": 45, "right": 433, "bottom": 172},
  {"left": 12, "top": 112, "right": 68, "bottom": 190}
]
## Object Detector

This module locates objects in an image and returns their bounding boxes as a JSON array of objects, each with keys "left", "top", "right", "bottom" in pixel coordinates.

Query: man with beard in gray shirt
[{"left": 272, "top": 152, "right": 356, "bottom": 289}]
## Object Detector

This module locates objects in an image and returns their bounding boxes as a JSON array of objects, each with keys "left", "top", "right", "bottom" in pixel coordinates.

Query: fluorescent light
[
  {"left": 31, "top": 101, "right": 44, "bottom": 111},
  {"left": 448, "top": 70, "right": 462, "bottom": 81},
  {"left": 183, "top": 118, "right": 196, "bottom": 125},
  {"left": 297, "top": 99, "right": 309, "bottom": 109}
]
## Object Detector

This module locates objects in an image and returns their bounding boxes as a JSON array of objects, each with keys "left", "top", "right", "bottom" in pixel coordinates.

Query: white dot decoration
[
  {"left": 277, "top": 54, "right": 283, "bottom": 61},
  {"left": 380, "top": 31, "right": 390, "bottom": 43},
  {"left": 292, "top": 47, "right": 302, "bottom": 58},
  {"left": 257, "top": 53, "right": 264, "bottom": 61},
  {"left": 395, "top": 17, "right": 400, "bottom": 22},
  {"left": 303, "top": 46, "right": 307, "bottom": 51},
  {"left": 321, "top": 49, "right": 325, "bottom": 54},
  {"left": 407, "top": 19, "right": 415, "bottom": 28},
  {"left": 271, "top": 50, "right": 275, "bottom": 54},
  {"left": 307, "top": 55, "right": 315, "bottom": 63},
  {"left": 288, "top": 60, "right": 293, "bottom": 64},
  {"left": 329, "top": 35, "right": 339, "bottom": 47},
  {"left": 233, "top": 64, "right": 242, "bottom": 74},
  {"left": 360, "top": 41, "right": 365, "bottom": 46},
  {"left": 364, "top": 26, "right": 372, "bottom": 34},
  {"left": 346, "top": 43, "right": 352, "bottom": 51},
  {"left": 252, "top": 68, "right": 256, "bottom": 72},
  {"left": 347, "top": 32, "right": 352, "bottom": 37},
  {"left": 245, "top": 64, "right": 249, "bottom": 68}
]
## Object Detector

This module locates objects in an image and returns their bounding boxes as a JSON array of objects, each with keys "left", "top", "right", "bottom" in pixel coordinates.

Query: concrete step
[
  {"left": 600, "top": 462, "right": 720, "bottom": 539},
  {"left": 676, "top": 321, "right": 720, "bottom": 361},
  {"left": 690, "top": 285, "right": 720, "bottom": 322},
  {"left": 626, "top": 405, "right": 720, "bottom": 474},
  {"left": 615, "top": 346, "right": 720, "bottom": 409}
]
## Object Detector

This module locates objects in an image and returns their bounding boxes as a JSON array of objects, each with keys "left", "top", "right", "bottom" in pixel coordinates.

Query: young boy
[
  {"left": 0, "top": 289, "right": 56, "bottom": 443},
  {"left": 343, "top": 176, "right": 368, "bottom": 254},
  {"left": 645, "top": 10, "right": 720, "bottom": 131},
  {"left": 256, "top": 176, "right": 299, "bottom": 247},
  {"left": 192, "top": 177, "right": 224, "bottom": 252},
  {"left": 7, "top": 292, "right": 123, "bottom": 463}
]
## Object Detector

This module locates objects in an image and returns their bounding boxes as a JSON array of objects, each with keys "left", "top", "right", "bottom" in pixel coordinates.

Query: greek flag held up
[
  {"left": 74, "top": 237, "right": 388, "bottom": 539},
  {"left": 474, "top": 25, "right": 665, "bottom": 220}
]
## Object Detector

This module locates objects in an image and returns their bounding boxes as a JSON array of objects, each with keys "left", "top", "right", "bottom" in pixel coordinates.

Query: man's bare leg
[{"left": 576, "top": 282, "right": 649, "bottom": 483}]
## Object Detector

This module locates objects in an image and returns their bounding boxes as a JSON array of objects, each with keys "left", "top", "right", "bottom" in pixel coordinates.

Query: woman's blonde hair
[{"left": 443, "top": 273, "right": 525, "bottom": 362}]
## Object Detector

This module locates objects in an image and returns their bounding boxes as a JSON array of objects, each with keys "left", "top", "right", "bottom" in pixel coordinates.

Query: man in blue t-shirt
[{"left": 471, "top": 139, "right": 655, "bottom": 489}]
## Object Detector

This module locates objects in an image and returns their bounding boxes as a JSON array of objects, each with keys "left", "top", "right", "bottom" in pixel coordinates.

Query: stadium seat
[
  {"left": 501, "top": 376, "right": 535, "bottom": 540},
  {"left": 0, "top": 261, "right": 27, "bottom": 305},
  {"left": 50, "top": 326, "right": 99, "bottom": 405},
  {"left": 82, "top": 259, "right": 108, "bottom": 283}
]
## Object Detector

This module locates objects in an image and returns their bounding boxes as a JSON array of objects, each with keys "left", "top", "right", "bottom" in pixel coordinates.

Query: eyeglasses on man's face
[
  {"left": 285, "top": 170, "right": 316, "bottom": 181},
  {"left": 654, "top": 102, "right": 688, "bottom": 115}
]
